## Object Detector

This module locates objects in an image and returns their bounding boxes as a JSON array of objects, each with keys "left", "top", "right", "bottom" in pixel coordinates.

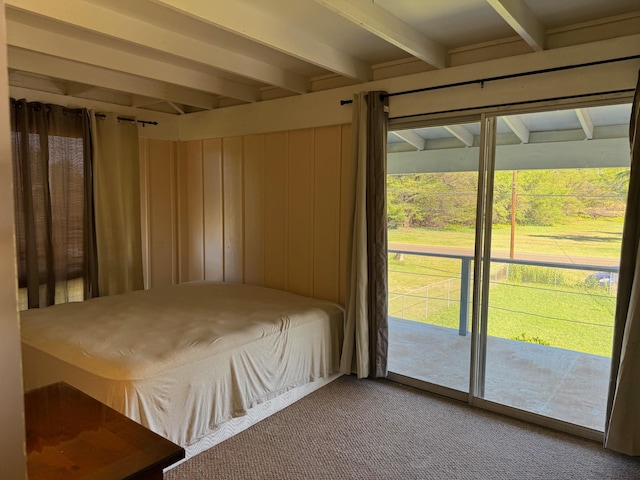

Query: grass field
[
  {"left": 387, "top": 218, "right": 622, "bottom": 357},
  {"left": 389, "top": 218, "right": 624, "bottom": 259}
]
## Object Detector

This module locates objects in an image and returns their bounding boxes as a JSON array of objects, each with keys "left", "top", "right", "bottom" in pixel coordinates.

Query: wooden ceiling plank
[
  {"left": 8, "top": 47, "right": 218, "bottom": 110},
  {"left": 149, "top": 0, "right": 372, "bottom": 81},
  {"left": 130, "top": 95, "right": 165, "bottom": 108},
  {"left": 6, "top": 20, "right": 259, "bottom": 102},
  {"left": 486, "top": 0, "right": 545, "bottom": 52},
  {"left": 315, "top": 0, "right": 447, "bottom": 69},
  {"left": 5, "top": 0, "right": 310, "bottom": 94},
  {"left": 65, "top": 82, "right": 93, "bottom": 97},
  {"left": 9, "top": 70, "right": 66, "bottom": 95},
  {"left": 166, "top": 101, "right": 185, "bottom": 115}
]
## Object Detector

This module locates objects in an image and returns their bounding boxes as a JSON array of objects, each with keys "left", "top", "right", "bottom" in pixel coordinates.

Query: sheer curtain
[
  {"left": 340, "top": 91, "right": 389, "bottom": 379},
  {"left": 605, "top": 72, "right": 640, "bottom": 456},
  {"left": 91, "top": 112, "right": 143, "bottom": 296},
  {"left": 10, "top": 99, "right": 97, "bottom": 309}
]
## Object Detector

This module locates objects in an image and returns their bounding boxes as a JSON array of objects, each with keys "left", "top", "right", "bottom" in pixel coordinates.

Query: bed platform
[{"left": 20, "top": 282, "right": 344, "bottom": 460}]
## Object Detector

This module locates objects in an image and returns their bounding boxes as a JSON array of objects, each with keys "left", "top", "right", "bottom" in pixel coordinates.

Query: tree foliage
[{"left": 387, "top": 168, "right": 628, "bottom": 229}]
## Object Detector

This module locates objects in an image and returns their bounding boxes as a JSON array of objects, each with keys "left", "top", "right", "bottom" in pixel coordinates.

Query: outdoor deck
[{"left": 388, "top": 316, "right": 610, "bottom": 432}]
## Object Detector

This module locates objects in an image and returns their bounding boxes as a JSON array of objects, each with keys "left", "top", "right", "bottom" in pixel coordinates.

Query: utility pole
[{"left": 510, "top": 170, "right": 517, "bottom": 259}]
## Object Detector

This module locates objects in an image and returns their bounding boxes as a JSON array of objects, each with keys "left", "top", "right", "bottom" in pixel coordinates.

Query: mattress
[{"left": 20, "top": 282, "right": 344, "bottom": 450}]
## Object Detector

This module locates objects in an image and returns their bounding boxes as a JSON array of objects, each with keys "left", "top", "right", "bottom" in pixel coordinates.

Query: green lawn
[
  {"left": 431, "top": 282, "right": 613, "bottom": 356},
  {"left": 389, "top": 218, "right": 624, "bottom": 259},
  {"left": 387, "top": 219, "right": 622, "bottom": 357}
]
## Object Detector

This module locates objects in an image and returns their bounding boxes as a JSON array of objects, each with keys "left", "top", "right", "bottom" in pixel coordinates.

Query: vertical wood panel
[
  {"left": 173, "top": 124, "right": 350, "bottom": 300},
  {"left": 185, "top": 140, "right": 204, "bottom": 281},
  {"left": 313, "top": 126, "right": 342, "bottom": 302},
  {"left": 177, "top": 141, "right": 188, "bottom": 283},
  {"left": 287, "top": 129, "right": 314, "bottom": 297},
  {"left": 203, "top": 138, "right": 224, "bottom": 281},
  {"left": 139, "top": 139, "right": 150, "bottom": 289},
  {"left": 168, "top": 141, "right": 178, "bottom": 285},
  {"left": 222, "top": 137, "right": 244, "bottom": 283},
  {"left": 243, "top": 134, "right": 265, "bottom": 286},
  {"left": 339, "top": 124, "right": 354, "bottom": 306},
  {"left": 147, "top": 139, "right": 177, "bottom": 288},
  {"left": 263, "top": 132, "right": 288, "bottom": 290}
]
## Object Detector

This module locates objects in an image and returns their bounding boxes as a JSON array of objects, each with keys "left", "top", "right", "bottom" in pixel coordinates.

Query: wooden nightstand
[{"left": 24, "top": 382, "right": 185, "bottom": 479}]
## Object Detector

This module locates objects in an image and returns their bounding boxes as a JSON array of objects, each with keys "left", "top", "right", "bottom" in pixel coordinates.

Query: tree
[{"left": 387, "top": 167, "right": 628, "bottom": 230}]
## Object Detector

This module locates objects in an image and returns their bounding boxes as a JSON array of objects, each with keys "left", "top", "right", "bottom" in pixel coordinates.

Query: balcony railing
[{"left": 388, "top": 248, "right": 619, "bottom": 339}]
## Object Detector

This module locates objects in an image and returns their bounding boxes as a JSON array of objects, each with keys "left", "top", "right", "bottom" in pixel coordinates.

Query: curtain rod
[
  {"left": 10, "top": 101, "right": 159, "bottom": 126},
  {"left": 94, "top": 113, "right": 158, "bottom": 126},
  {"left": 339, "top": 54, "right": 640, "bottom": 105}
]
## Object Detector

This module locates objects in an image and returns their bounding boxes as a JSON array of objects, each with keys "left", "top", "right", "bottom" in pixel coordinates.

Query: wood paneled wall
[
  {"left": 139, "top": 138, "right": 179, "bottom": 289},
  {"left": 172, "top": 125, "right": 353, "bottom": 305}
]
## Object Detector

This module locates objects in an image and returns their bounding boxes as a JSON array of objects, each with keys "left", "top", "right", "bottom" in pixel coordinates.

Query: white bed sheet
[{"left": 20, "top": 282, "right": 344, "bottom": 450}]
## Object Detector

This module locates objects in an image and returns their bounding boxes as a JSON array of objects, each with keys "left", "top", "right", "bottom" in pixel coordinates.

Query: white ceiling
[{"left": 4, "top": 0, "right": 640, "bottom": 115}]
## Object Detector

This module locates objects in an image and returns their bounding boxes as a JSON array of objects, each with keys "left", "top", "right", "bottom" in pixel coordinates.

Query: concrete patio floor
[{"left": 388, "top": 317, "right": 610, "bottom": 431}]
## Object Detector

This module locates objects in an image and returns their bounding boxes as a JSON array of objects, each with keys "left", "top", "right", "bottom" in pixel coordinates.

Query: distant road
[{"left": 388, "top": 242, "right": 619, "bottom": 268}]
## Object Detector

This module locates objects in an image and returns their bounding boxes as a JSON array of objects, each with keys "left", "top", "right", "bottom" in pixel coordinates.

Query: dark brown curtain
[
  {"left": 340, "top": 91, "right": 389, "bottom": 379},
  {"left": 604, "top": 71, "right": 640, "bottom": 455},
  {"left": 366, "top": 92, "right": 389, "bottom": 378},
  {"left": 11, "top": 98, "right": 98, "bottom": 309}
]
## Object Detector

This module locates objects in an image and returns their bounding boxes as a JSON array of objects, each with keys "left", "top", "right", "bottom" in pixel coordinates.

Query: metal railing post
[
  {"left": 425, "top": 286, "right": 429, "bottom": 318},
  {"left": 459, "top": 258, "right": 471, "bottom": 336}
]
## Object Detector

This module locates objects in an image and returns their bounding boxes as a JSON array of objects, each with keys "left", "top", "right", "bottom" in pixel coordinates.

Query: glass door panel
[
  {"left": 480, "top": 104, "right": 631, "bottom": 430},
  {"left": 387, "top": 121, "right": 480, "bottom": 392}
]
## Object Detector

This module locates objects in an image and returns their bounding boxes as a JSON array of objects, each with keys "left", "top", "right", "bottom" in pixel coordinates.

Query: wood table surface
[{"left": 24, "top": 382, "right": 185, "bottom": 480}]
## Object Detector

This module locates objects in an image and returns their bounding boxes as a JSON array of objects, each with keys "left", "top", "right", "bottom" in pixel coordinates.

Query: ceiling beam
[
  {"left": 8, "top": 47, "right": 219, "bottom": 110},
  {"left": 314, "top": 0, "right": 447, "bottom": 69},
  {"left": 575, "top": 108, "right": 594, "bottom": 140},
  {"left": 6, "top": 20, "right": 259, "bottom": 103},
  {"left": 389, "top": 138, "right": 629, "bottom": 174},
  {"left": 65, "top": 83, "right": 93, "bottom": 97},
  {"left": 149, "top": 0, "right": 371, "bottom": 81},
  {"left": 444, "top": 125, "right": 474, "bottom": 147},
  {"left": 391, "top": 130, "right": 426, "bottom": 150},
  {"left": 503, "top": 115, "right": 530, "bottom": 143},
  {"left": 8, "top": 70, "right": 66, "bottom": 95},
  {"left": 5, "top": 0, "right": 310, "bottom": 94},
  {"left": 166, "top": 101, "right": 185, "bottom": 115},
  {"left": 486, "top": 0, "right": 545, "bottom": 52},
  {"left": 130, "top": 95, "right": 165, "bottom": 108}
]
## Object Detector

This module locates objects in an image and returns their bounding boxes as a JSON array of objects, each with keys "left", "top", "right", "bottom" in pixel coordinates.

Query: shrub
[
  {"left": 507, "top": 265, "right": 566, "bottom": 286},
  {"left": 510, "top": 332, "right": 551, "bottom": 346}
]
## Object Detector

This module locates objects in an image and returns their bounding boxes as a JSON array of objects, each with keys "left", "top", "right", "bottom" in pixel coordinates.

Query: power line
[{"left": 487, "top": 305, "right": 613, "bottom": 328}]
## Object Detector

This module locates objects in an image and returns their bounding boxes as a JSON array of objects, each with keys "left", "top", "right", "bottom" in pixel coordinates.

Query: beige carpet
[{"left": 166, "top": 376, "right": 640, "bottom": 479}]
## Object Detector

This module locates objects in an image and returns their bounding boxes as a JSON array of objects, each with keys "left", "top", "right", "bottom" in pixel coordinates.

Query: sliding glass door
[
  {"left": 387, "top": 120, "right": 481, "bottom": 394},
  {"left": 477, "top": 106, "right": 631, "bottom": 430},
  {"left": 388, "top": 102, "right": 632, "bottom": 433}
]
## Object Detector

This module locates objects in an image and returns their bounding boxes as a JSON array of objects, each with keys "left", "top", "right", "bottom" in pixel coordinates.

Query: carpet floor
[{"left": 166, "top": 376, "right": 640, "bottom": 479}]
